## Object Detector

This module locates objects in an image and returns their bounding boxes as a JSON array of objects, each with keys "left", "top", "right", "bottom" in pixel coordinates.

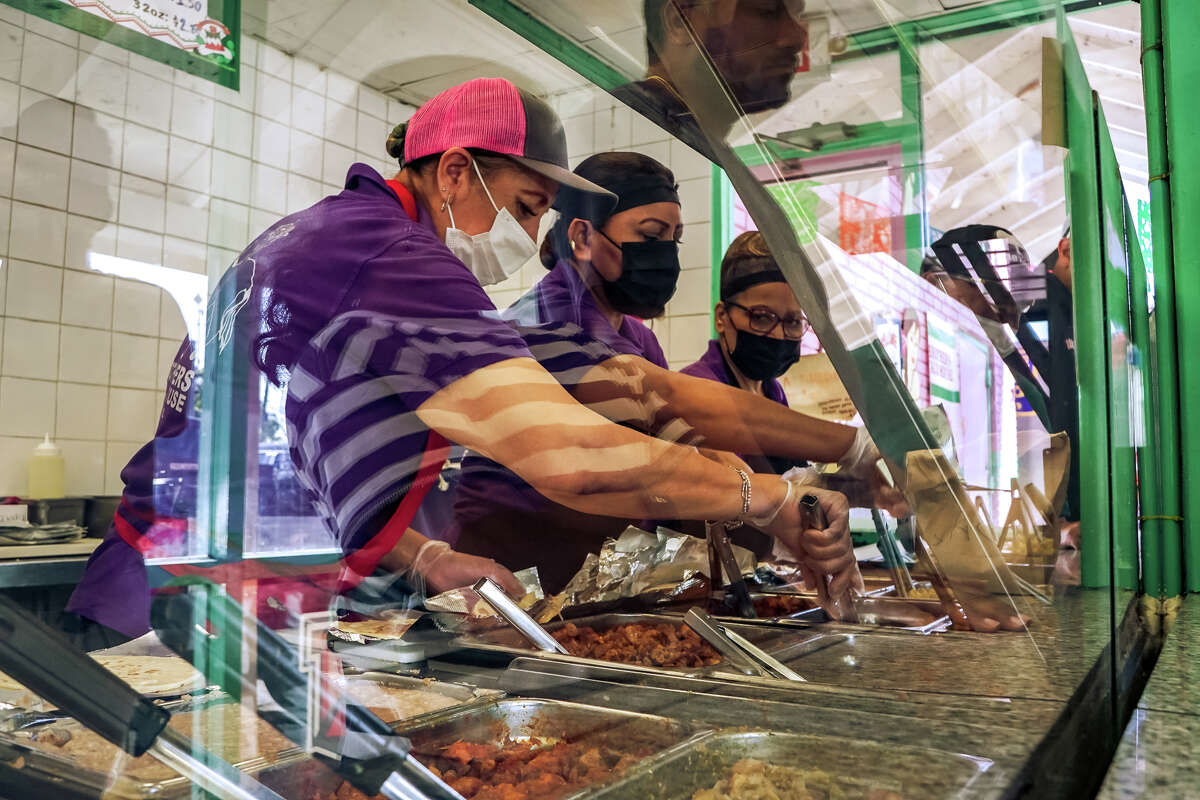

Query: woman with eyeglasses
[{"left": 683, "top": 232, "right": 808, "bottom": 443}]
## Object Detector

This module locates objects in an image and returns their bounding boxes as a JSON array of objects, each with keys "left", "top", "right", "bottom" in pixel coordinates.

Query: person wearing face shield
[{"left": 507, "top": 152, "right": 682, "bottom": 367}]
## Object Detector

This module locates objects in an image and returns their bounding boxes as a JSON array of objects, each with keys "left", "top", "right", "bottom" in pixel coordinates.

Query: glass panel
[{"left": 0, "top": 1, "right": 1152, "bottom": 797}]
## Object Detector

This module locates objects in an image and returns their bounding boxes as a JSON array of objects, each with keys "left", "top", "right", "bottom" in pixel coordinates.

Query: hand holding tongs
[
  {"left": 798, "top": 494, "right": 860, "bottom": 624},
  {"left": 472, "top": 578, "right": 569, "bottom": 655},
  {"left": 684, "top": 609, "right": 805, "bottom": 681}
]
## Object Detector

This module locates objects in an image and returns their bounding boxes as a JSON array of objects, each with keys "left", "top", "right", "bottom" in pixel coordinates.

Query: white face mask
[{"left": 443, "top": 159, "right": 536, "bottom": 286}]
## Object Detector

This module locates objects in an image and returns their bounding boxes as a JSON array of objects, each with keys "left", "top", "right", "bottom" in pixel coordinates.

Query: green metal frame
[
  {"left": 1140, "top": 0, "right": 1183, "bottom": 599},
  {"left": 1096, "top": 109, "right": 1141, "bottom": 591},
  {"left": 1160, "top": 0, "right": 1200, "bottom": 594},
  {"left": 844, "top": 0, "right": 1128, "bottom": 60},
  {"left": 1060, "top": 17, "right": 1113, "bottom": 589},
  {"left": 710, "top": 164, "right": 734, "bottom": 333}
]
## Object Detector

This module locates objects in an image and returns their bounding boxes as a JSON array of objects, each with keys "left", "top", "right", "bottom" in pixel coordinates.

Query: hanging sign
[
  {"left": 926, "top": 313, "right": 960, "bottom": 404},
  {"left": 3, "top": 0, "right": 239, "bottom": 89},
  {"left": 839, "top": 191, "right": 891, "bottom": 256}
]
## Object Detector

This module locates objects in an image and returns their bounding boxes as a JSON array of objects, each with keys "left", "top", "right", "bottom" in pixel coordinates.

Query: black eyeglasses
[{"left": 725, "top": 301, "right": 808, "bottom": 340}]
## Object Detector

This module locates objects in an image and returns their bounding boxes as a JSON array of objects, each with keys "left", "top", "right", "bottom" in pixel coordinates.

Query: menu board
[
  {"left": 926, "top": 313, "right": 961, "bottom": 404},
  {"left": 3, "top": 0, "right": 239, "bottom": 89}
]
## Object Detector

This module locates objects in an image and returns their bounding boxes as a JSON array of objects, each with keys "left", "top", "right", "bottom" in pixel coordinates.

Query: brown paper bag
[{"left": 906, "top": 448, "right": 1026, "bottom": 594}]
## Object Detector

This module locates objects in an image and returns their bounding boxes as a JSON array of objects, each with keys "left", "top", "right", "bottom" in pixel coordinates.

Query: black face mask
[
  {"left": 725, "top": 327, "right": 800, "bottom": 381},
  {"left": 597, "top": 235, "right": 681, "bottom": 319}
]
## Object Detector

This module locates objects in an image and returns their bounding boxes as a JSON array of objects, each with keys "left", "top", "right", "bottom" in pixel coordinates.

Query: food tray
[
  {"left": 401, "top": 698, "right": 706, "bottom": 797},
  {"left": 586, "top": 731, "right": 994, "bottom": 800},
  {"left": 258, "top": 697, "right": 707, "bottom": 800},
  {"left": 0, "top": 699, "right": 309, "bottom": 798},
  {"left": 453, "top": 613, "right": 810, "bottom": 678},
  {"left": 340, "top": 672, "right": 501, "bottom": 727},
  {"left": 701, "top": 592, "right": 952, "bottom": 633}
]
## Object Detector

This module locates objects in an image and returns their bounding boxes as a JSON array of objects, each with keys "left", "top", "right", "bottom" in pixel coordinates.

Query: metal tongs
[
  {"left": 799, "top": 493, "right": 860, "bottom": 624},
  {"left": 472, "top": 578, "right": 569, "bottom": 655},
  {"left": 872, "top": 508, "right": 914, "bottom": 598},
  {"left": 683, "top": 609, "right": 805, "bottom": 681},
  {"left": 705, "top": 521, "right": 757, "bottom": 618}
]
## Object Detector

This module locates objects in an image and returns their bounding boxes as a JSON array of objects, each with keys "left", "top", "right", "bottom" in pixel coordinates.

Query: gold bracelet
[{"left": 727, "top": 466, "right": 751, "bottom": 529}]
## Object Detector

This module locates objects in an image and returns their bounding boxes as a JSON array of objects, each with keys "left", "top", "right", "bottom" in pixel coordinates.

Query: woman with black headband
[
  {"left": 685, "top": 232, "right": 878, "bottom": 478},
  {"left": 508, "top": 151, "right": 682, "bottom": 364}
]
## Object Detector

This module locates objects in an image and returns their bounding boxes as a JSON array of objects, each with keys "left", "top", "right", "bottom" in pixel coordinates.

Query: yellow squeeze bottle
[{"left": 28, "top": 434, "right": 65, "bottom": 500}]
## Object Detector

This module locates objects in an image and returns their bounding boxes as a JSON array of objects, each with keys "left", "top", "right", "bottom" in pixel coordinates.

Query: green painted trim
[
  {"left": 1161, "top": 0, "right": 1200, "bottom": 593},
  {"left": 1060, "top": 17, "right": 1112, "bottom": 589},
  {"left": 1125, "top": 193, "right": 1161, "bottom": 596},
  {"left": 734, "top": 120, "right": 918, "bottom": 168},
  {"left": 710, "top": 163, "right": 732, "bottom": 336},
  {"left": 844, "top": 0, "right": 1129, "bottom": 60},
  {"left": 896, "top": 26, "right": 927, "bottom": 274},
  {"left": 468, "top": 0, "right": 627, "bottom": 90},
  {"left": 198, "top": 271, "right": 252, "bottom": 561},
  {"left": 2, "top": 0, "right": 240, "bottom": 90},
  {"left": 1141, "top": 0, "right": 1183, "bottom": 598},
  {"left": 1097, "top": 110, "right": 1140, "bottom": 591}
]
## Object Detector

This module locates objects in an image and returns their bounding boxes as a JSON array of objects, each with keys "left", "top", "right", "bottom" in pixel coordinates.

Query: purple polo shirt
[
  {"left": 681, "top": 339, "right": 790, "bottom": 406},
  {"left": 683, "top": 338, "right": 798, "bottom": 477},
  {"left": 447, "top": 261, "right": 670, "bottom": 590},
  {"left": 71, "top": 163, "right": 586, "bottom": 634},
  {"left": 506, "top": 259, "right": 668, "bottom": 367},
  {"left": 265, "top": 165, "right": 538, "bottom": 553},
  {"left": 67, "top": 338, "right": 198, "bottom": 638}
]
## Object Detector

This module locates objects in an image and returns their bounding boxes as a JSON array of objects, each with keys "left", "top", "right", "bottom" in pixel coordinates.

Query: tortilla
[
  {"left": 334, "top": 614, "right": 420, "bottom": 641},
  {"left": 0, "top": 655, "right": 204, "bottom": 697}
]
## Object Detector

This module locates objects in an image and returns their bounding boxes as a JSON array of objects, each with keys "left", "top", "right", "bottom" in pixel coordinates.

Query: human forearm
[
  {"left": 418, "top": 358, "right": 789, "bottom": 524},
  {"left": 603, "top": 356, "right": 856, "bottom": 463}
]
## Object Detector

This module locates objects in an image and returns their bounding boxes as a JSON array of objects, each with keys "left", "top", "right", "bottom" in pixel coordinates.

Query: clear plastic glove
[
  {"left": 410, "top": 540, "right": 524, "bottom": 597},
  {"left": 765, "top": 486, "right": 863, "bottom": 599},
  {"left": 868, "top": 464, "right": 910, "bottom": 518},
  {"left": 836, "top": 426, "right": 881, "bottom": 479}
]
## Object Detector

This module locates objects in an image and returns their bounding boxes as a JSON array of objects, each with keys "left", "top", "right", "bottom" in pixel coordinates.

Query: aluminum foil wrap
[
  {"left": 425, "top": 566, "right": 544, "bottom": 615},
  {"left": 559, "top": 526, "right": 755, "bottom": 606}
]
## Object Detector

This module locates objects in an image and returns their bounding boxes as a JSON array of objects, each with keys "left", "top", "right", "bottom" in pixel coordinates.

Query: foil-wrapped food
[{"left": 559, "top": 527, "right": 755, "bottom": 607}]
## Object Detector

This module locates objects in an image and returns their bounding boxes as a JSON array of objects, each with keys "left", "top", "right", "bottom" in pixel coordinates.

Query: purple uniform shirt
[
  {"left": 683, "top": 339, "right": 799, "bottom": 477},
  {"left": 506, "top": 259, "right": 668, "bottom": 368},
  {"left": 67, "top": 339, "right": 198, "bottom": 638},
  {"left": 681, "top": 339, "right": 790, "bottom": 407},
  {"left": 448, "top": 260, "right": 671, "bottom": 592},
  {"left": 70, "top": 164, "right": 611, "bottom": 633}
]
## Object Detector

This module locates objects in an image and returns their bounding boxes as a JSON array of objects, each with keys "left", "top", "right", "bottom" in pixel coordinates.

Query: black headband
[
  {"left": 554, "top": 175, "right": 679, "bottom": 223},
  {"left": 608, "top": 176, "right": 680, "bottom": 215},
  {"left": 721, "top": 268, "right": 788, "bottom": 300}
]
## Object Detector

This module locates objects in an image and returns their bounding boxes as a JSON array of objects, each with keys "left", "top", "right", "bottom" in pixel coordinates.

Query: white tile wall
[
  {"left": 1, "top": 11, "right": 416, "bottom": 494},
  {"left": 5, "top": 259, "right": 62, "bottom": 322},
  {"left": 2, "top": 10, "right": 713, "bottom": 495},
  {"left": 56, "top": 383, "right": 110, "bottom": 441},
  {"left": 0, "top": 376, "right": 55, "bottom": 437}
]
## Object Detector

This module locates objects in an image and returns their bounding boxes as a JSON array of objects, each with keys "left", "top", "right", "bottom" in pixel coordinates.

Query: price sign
[{"left": 3, "top": 0, "right": 239, "bottom": 89}]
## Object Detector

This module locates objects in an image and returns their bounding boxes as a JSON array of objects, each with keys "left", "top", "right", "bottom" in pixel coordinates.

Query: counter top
[
  {"left": 0, "top": 539, "right": 100, "bottom": 587},
  {"left": 1098, "top": 597, "right": 1200, "bottom": 798},
  {"left": 0, "top": 539, "right": 100, "bottom": 559}
]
